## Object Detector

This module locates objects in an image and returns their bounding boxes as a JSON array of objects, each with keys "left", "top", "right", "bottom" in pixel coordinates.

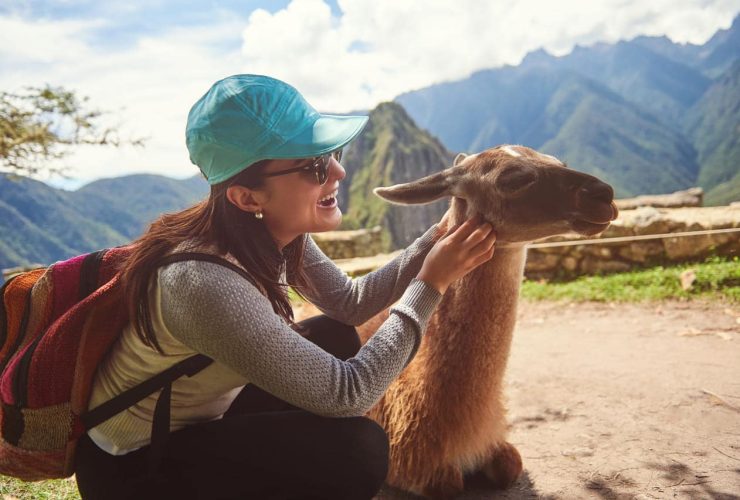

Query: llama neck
[{"left": 422, "top": 199, "right": 527, "bottom": 390}]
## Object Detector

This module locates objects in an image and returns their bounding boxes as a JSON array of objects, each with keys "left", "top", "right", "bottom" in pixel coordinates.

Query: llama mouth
[{"left": 571, "top": 219, "right": 611, "bottom": 235}]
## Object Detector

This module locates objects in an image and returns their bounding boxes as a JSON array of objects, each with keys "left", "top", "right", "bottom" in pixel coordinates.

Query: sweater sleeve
[
  {"left": 295, "top": 224, "right": 439, "bottom": 325},
  {"left": 158, "top": 260, "right": 441, "bottom": 418}
]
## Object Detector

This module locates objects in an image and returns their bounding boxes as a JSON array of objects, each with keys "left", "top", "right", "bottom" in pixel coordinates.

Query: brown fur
[
  {"left": 366, "top": 146, "right": 618, "bottom": 498},
  {"left": 298, "top": 146, "right": 617, "bottom": 498}
]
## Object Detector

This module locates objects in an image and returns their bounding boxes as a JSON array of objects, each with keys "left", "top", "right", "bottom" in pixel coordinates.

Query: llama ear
[
  {"left": 373, "top": 169, "right": 453, "bottom": 205},
  {"left": 453, "top": 153, "right": 468, "bottom": 166}
]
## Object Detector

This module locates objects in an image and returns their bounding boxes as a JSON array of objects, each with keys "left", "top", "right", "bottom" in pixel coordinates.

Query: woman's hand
[{"left": 417, "top": 214, "right": 496, "bottom": 294}]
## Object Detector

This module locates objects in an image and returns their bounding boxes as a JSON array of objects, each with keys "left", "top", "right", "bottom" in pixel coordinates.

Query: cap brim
[{"left": 269, "top": 114, "right": 368, "bottom": 159}]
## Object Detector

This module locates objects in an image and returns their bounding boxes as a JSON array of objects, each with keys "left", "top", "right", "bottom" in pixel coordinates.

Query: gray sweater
[{"left": 87, "top": 225, "right": 441, "bottom": 454}]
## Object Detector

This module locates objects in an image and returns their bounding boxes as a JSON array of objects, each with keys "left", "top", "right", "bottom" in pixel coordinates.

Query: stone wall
[
  {"left": 310, "top": 226, "right": 385, "bottom": 259},
  {"left": 320, "top": 206, "right": 740, "bottom": 278},
  {"left": 615, "top": 187, "right": 703, "bottom": 210},
  {"left": 525, "top": 206, "right": 740, "bottom": 278}
]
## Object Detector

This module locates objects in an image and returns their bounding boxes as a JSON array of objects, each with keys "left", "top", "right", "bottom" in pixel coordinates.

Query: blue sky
[{"left": 1, "top": 0, "right": 738, "bottom": 187}]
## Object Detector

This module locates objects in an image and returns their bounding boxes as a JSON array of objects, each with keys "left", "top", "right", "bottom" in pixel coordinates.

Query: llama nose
[{"left": 578, "top": 180, "right": 614, "bottom": 204}]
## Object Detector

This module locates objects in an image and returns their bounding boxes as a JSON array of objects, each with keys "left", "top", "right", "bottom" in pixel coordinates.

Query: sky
[{"left": 1, "top": 0, "right": 739, "bottom": 188}]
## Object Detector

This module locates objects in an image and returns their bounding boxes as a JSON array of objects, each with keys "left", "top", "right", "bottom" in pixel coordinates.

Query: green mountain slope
[
  {"left": 0, "top": 174, "right": 127, "bottom": 270},
  {"left": 521, "top": 42, "right": 710, "bottom": 124},
  {"left": 395, "top": 16, "right": 739, "bottom": 203},
  {"left": 397, "top": 66, "right": 698, "bottom": 197},
  {"left": 341, "top": 102, "right": 454, "bottom": 248},
  {"left": 0, "top": 173, "right": 209, "bottom": 272},
  {"left": 72, "top": 174, "right": 209, "bottom": 239},
  {"left": 539, "top": 81, "right": 698, "bottom": 197},
  {"left": 0, "top": 198, "right": 78, "bottom": 269},
  {"left": 699, "top": 14, "right": 740, "bottom": 77},
  {"left": 686, "top": 61, "right": 740, "bottom": 201}
]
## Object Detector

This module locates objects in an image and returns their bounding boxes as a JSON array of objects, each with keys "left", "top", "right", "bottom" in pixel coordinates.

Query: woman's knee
[{"left": 298, "top": 314, "right": 361, "bottom": 360}]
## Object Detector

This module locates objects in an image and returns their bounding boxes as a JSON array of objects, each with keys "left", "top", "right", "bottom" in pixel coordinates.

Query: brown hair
[{"left": 120, "top": 161, "right": 310, "bottom": 353}]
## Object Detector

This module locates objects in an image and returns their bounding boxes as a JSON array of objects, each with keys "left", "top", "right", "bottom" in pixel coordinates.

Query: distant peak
[{"left": 522, "top": 48, "right": 554, "bottom": 65}]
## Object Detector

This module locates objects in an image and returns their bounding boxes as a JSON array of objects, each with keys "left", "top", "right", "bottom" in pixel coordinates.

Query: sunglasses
[{"left": 262, "top": 149, "right": 343, "bottom": 185}]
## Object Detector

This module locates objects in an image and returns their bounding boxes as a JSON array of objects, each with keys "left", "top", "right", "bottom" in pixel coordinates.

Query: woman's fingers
[
  {"left": 463, "top": 221, "right": 493, "bottom": 246},
  {"left": 470, "top": 232, "right": 497, "bottom": 266},
  {"left": 442, "top": 222, "right": 463, "bottom": 239},
  {"left": 447, "top": 214, "right": 485, "bottom": 243}
]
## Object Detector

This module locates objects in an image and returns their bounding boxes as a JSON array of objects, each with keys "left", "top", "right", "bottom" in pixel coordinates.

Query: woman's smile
[{"left": 317, "top": 189, "right": 338, "bottom": 209}]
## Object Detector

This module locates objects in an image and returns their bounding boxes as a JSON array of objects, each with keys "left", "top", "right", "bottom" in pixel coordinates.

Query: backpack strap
[{"left": 81, "top": 252, "right": 255, "bottom": 474}]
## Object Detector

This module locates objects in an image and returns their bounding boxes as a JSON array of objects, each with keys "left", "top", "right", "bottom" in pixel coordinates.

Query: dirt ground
[{"left": 370, "top": 300, "right": 740, "bottom": 500}]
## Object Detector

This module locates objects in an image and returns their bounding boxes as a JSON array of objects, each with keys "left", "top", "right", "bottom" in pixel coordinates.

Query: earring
[{"left": 254, "top": 211, "right": 263, "bottom": 219}]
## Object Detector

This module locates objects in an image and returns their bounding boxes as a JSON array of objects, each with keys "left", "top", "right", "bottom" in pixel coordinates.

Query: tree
[{"left": 0, "top": 85, "right": 145, "bottom": 177}]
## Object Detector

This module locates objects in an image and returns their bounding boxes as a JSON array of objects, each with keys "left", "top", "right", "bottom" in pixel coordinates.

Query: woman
[{"left": 74, "top": 74, "right": 496, "bottom": 499}]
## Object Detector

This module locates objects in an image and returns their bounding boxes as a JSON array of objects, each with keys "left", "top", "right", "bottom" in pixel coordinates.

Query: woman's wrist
[{"left": 416, "top": 270, "right": 448, "bottom": 295}]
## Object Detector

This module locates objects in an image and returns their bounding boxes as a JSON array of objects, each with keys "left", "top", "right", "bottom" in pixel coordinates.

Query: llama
[{"left": 356, "top": 145, "right": 618, "bottom": 498}]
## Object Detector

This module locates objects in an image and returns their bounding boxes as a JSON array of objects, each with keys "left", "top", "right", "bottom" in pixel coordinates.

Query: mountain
[
  {"left": 698, "top": 14, "right": 740, "bottom": 77},
  {"left": 630, "top": 16, "right": 740, "bottom": 78},
  {"left": 0, "top": 173, "right": 208, "bottom": 272},
  {"left": 396, "top": 64, "right": 698, "bottom": 197},
  {"left": 340, "top": 102, "right": 454, "bottom": 248},
  {"left": 395, "top": 14, "right": 739, "bottom": 202},
  {"left": 686, "top": 61, "right": 740, "bottom": 204},
  {"left": 520, "top": 42, "right": 711, "bottom": 124},
  {"left": 72, "top": 174, "right": 210, "bottom": 239}
]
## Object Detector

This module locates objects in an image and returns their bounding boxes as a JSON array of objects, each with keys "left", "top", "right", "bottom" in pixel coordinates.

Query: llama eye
[{"left": 496, "top": 168, "right": 537, "bottom": 194}]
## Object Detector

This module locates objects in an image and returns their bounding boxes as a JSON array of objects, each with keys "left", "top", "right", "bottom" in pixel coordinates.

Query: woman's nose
[{"left": 330, "top": 156, "right": 346, "bottom": 182}]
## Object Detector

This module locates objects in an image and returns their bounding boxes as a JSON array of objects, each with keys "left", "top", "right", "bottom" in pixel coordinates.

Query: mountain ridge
[{"left": 395, "top": 13, "right": 739, "bottom": 204}]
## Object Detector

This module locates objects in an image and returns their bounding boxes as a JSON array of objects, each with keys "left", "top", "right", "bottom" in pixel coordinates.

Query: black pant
[{"left": 75, "top": 315, "right": 389, "bottom": 500}]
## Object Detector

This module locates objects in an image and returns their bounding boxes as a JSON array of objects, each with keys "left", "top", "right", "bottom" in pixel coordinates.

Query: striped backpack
[{"left": 0, "top": 248, "right": 246, "bottom": 481}]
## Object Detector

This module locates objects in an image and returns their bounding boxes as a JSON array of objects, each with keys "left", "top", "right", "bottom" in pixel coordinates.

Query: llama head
[{"left": 373, "top": 144, "right": 619, "bottom": 243}]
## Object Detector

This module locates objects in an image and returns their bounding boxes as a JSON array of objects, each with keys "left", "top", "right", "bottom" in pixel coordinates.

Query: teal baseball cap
[{"left": 186, "top": 74, "right": 369, "bottom": 185}]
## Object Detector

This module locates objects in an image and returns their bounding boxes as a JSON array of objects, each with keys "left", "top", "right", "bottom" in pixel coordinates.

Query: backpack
[{"left": 0, "top": 248, "right": 253, "bottom": 481}]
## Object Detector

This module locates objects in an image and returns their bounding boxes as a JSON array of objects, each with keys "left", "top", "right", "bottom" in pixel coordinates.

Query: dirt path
[{"left": 375, "top": 300, "right": 740, "bottom": 499}]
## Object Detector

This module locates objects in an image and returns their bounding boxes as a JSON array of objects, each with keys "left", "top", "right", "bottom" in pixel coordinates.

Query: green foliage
[
  {"left": 0, "top": 85, "right": 145, "bottom": 177},
  {"left": 340, "top": 102, "right": 451, "bottom": 249},
  {"left": 687, "top": 61, "right": 740, "bottom": 193},
  {"left": 521, "top": 256, "right": 740, "bottom": 302},
  {"left": 0, "top": 476, "right": 80, "bottom": 500},
  {"left": 706, "top": 170, "right": 740, "bottom": 205},
  {"left": 0, "top": 173, "right": 208, "bottom": 271},
  {"left": 540, "top": 87, "right": 697, "bottom": 197}
]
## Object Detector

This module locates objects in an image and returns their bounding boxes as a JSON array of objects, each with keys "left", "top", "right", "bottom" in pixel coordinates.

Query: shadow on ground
[
  {"left": 376, "top": 471, "right": 556, "bottom": 500},
  {"left": 580, "top": 459, "right": 740, "bottom": 500}
]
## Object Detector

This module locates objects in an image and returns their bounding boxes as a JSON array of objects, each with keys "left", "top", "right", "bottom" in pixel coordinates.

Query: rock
[
  {"left": 664, "top": 234, "right": 716, "bottom": 259},
  {"left": 618, "top": 242, "right": 664, "bottom": 263},
  {"left": 583, "top": 246, "right": 612, "bottom": 258},
  {"left": 561, "top": 256, "right": 579, "bottom": 271},
  {"left": 311, "top": 226, "right": 384, "bottom": 259},
  {"left": 616, "top": 187, "right": 703, "bottom": 210},
  {"left": 630, "top": 207, "right": 673, "bottom": 235},
  {"left": 601, "top": 222, "right": 634, "bottom": 238},
  {"left": 680, "top": 269, "right": 697, "bottom": 290},
  {"left": 580, "top": 257, "right": 631, "bottom": 274},
  {"left": 525, "top": 251, "right": 561, "bottom": 272}
]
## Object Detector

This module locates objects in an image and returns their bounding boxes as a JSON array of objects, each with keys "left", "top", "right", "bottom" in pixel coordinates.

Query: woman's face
[{"left": 253, "top": 155, "right": 346, "bottom": 249}]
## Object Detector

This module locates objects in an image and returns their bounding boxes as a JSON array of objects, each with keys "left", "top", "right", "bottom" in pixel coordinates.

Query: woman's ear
[{"left": 226, "top": 185, "right": 265, "bottom": 214}]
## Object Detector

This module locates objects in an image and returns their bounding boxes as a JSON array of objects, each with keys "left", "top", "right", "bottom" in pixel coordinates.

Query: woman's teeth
[{"left": 317, "top": 189, "right": 338, "bottom": 207}]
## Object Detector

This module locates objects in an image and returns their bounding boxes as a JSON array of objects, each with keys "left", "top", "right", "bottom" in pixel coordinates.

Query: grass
[
  {"left": 0, "top": 476, "right": 80, "bottom": 500},
  {"left": 521, "top": 256, "right": 740, "bottom": 302}
]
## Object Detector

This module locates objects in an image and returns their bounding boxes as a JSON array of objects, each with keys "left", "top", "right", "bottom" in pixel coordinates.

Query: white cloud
[
  {"left": 0, "top": 14, "right": 246, "bottom": 184},
  {"left": 240, "top": 0, "right": 740, "bottom": 111},
  {"left": 1, "top": 0, "right": 738, "bottom": 184}
]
